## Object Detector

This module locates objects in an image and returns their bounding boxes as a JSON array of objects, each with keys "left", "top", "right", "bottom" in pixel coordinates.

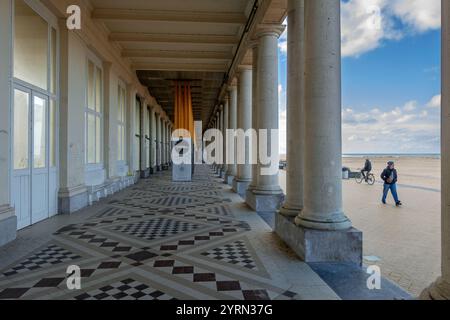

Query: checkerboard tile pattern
[
  {"left": 2, "top": 244, "right": 81, "bottom": 277},
  {"left": 0, "top": 165, "right": 303, "bottom": 300},
  {"left": 74, "top": 279, "right": 176, "bottom": 300},
  {"left": 202, "top": 240, "right": 257, "bottom": 270},
  {"left": 113, "top": 217, "right": 203, "bottom": 241}
]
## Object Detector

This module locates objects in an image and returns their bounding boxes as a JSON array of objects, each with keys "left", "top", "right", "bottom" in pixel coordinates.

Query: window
[
  {"left": 14, "top": 0, "right": 48, "bottom": 90},
  {"left": 13, "top": 89, "right": 29, "bottom": 170},
  {"left": 86, "top": 60, "right": 102, "bottom": 164},
  {"left": 117, "top": 85, "right": 126, "bottom": 161}
]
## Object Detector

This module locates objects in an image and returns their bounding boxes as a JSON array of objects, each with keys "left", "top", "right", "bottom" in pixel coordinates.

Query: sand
[{"left": 279, "top": 156, "right": 441, "bottom": 296}]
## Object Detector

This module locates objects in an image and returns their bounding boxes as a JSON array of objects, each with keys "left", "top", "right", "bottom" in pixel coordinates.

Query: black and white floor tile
[{"left": 0, "top": 165, "right": 323, "bottom": 300}]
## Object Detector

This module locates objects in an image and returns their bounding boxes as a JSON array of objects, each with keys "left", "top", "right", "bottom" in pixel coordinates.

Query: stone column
[
  {"left": 161, "top": 119, "right": 167, "bottom": 170},
  {"left": 247, "top": 42, "right": 260, "bottom": 195},
  {"left": 150, "top": 107, "right": 157, "bottom": 173},
  {"left": 420, "top": 0, "right": 450, "bottom": 300},
  {"left": 233, "top": 67, "right": 253, "bottom": 197},
  {"left": 0, "top": 0, "right": 16, "bottom": 246},
  {"left": 280, "top": 0, "right": 305, "bottom": 217},
  {"left": 57, "top": 18, "right": 88, "bottom": 214},
  {"left": 222, "top": 98, "right": 229, "bottom": 183},
  {"left": 156, "top": 113, "right": 161, "bottom": 171},
  {"left": 275, "top": 0, "right": 362, "bottom": 265},
  {"left": 295, "top": 0, "right": 351, "bottom": 231},
  {"left": 140, "top": 99, "right": 149, "bottom": 178},
  {"left": 246, "top": 25, "right": 285, "bottom": 212},
  {"left": 219, "top": 106, "right": 225, "bottom": 177},
  {"left": 225, "top": 84, "right": 238, "bottom": 185}
]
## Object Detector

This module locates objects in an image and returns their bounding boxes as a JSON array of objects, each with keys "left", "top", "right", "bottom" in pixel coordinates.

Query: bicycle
[{"left": 355, "top": 169, "right": 376, "bottom": 185}]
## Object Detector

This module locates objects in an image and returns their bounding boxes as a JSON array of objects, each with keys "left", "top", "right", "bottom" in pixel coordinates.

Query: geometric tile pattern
[
  {"left": 0, "top": 165, "right": 304, "bottom": 300},
  {"left": 201, "top": 240, "right": 257, "bottom": 270},
  {"left": 2, "top": 244, "right": 81, "bottom": 277},
  {"left": 113, "top": 217, "right": 203, "bottom": 241},
  {"left": 73, "top": 279, "right": 177, "bottom": 300}
]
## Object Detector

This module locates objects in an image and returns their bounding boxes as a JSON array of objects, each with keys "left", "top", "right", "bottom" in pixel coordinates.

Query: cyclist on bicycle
[{"left": 361, "top": 158, "right": 372, "bottom": 182}]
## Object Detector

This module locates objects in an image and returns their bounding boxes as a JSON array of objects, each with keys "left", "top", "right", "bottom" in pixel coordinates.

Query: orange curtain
[{"left": 174, "top": 81, "right": 195, "bottom": 141}]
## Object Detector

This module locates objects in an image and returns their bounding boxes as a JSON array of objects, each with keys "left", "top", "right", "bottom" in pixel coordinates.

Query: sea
[{"left": 342, "top": 153, "right": 441, "bottom": 159}]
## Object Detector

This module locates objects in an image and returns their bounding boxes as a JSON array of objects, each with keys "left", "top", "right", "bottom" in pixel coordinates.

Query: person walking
[{"left": 381, "top": 161, "right": 402, "bottom": 206}]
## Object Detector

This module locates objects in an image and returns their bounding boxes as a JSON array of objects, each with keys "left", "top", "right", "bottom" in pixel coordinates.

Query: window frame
[{"left": 85, "top": 56, "right": 103, "bottom": 167}]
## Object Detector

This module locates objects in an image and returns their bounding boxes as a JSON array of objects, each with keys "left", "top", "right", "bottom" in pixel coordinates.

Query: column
[
  {"left": 156, "top": 113, "right": 161, "bottom": 171},
  {"left": 222, "top": 98, "right": 229, "bottom": 183},
  {"left": 233, "top": 67, "right": 253, "bottom": 197},
  {"left": 215, "top": 110, "right": 222, "bottom": 175},
  {"left": 247, "top": 42, "right": 260, "bottom": 195},
  {"left": 161, "top": 119, "right": 166, "bottom": 169},
  {"left": 275, "top": 0, "right": 361, "bottom": 265},
  {"left": 57, "top": 18, "right": 88, "bottom": 214},
  {"left": 280, "top": 0, "right": 305, "bottom": 217},
  {"left": 420, "top": 0, "right": 450, "bottom": 300},
  {"left": 219, "top": 106, "right": 225, "bottom": 177},
  {"left": 150, "top": 107, "right": 157, "bottom": 173},
  {"left": 168, "top": 124, "right": 172, "bottom": 166},
  {"left": 0, "top": 0, "right": 16, "bottom": 246},
  {"left": 246, "top": 25, "right": 285, "bottom": 212},
  {"left": 295, "top": 0, "right": 351, "bottom": 231},
  {"left": 225, "top": 84, "right": 238, "bottom": 185},
  {"left": 140, "top": 98, "right": 149, "bottom": 178}
]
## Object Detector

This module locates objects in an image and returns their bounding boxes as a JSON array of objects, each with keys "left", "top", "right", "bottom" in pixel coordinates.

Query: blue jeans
[{"left": 382, "top": 183, "right": 399, "bottom": 204}]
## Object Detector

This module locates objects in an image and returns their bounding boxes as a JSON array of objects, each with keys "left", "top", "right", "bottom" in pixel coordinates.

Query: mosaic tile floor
[{"left": 0, "top": 166, "right": 338, "bottom": 300}]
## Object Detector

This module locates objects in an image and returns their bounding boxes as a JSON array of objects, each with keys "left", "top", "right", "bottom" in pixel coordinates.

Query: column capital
[
  {"left": 237, "top": 65, "right": 253, "bottom": 73},
  {"left": 255, "top": 24, "right": 286, "bottom": 39},
  {"left": 248, "top": 39, "right": 259, "bottom": 49}
]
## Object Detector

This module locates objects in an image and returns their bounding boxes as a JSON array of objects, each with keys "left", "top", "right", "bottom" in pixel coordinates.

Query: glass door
[
  {"left": 31, "top": 94, "right": 49, "bottom": 224},
  {"left": 12, "top": 86, "right": 50, "bottom": 229}
]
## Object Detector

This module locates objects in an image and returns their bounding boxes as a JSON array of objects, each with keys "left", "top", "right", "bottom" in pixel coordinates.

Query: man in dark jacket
[
  {"left": 381, "top": 161, "right": 402, "bottom": 206},
  {"left": 361, "top": 158, "right": 372, "bottom": 182}
]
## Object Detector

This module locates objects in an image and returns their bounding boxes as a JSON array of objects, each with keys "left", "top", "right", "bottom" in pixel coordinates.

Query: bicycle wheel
[
  {"left": 367, "top": 174, "right": 376, "bottom": 185},
  {"left": 355, "top": 173, "right": 364, "bottom": 184}
]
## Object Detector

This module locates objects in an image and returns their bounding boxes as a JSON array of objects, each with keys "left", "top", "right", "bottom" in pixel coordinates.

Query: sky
[{"left": 278, "top": 0, "right": 441, "bottom": 154}]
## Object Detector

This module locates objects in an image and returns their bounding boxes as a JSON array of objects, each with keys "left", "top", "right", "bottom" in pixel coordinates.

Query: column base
[
  {"left": 0, "top": 205, "right": 16, "bottom": 247},
  {"left": 245, "top": 189, "right": 285, "bottom": 212},
  {"left": 162, "top": 164, "right": 169, "bottom": 171},
  {"left": 140, "top": 169, "right": 151, "bottom": 179},
  {"left": 275, "top": 212, "right": 363, "bottom": 265},
  {"left": 232, "top": 179, "right": 251, "bottom": 198},
  {"left": 156, "top": 165, "right": 162, "bottom": 172},
  {"left": 224, "top": 174, "right": 235, "bottom": 186},
  {"left": 58, "top": 185, "right": 89, "bottom": 214},
  {"left": 279, "top": 205, "right": 302, "bottom": 218},
  {"left": 150, "top": 167, "right": 156, "bottom": 174},
  {"left": 420, "top": 277, "right": 450, "bottom": 300}
]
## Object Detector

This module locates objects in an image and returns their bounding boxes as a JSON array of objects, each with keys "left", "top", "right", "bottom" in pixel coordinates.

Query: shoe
[{"left": 396, "top": 201, "right": 402, "bottom": 206}]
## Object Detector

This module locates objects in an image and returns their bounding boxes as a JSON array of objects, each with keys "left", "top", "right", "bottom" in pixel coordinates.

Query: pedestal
[
  {"left": 275, "top": 213, "right": 362, "bottom": 265},
  {"left": 246, "top": 190, "right": 285, "bottom": 212}
]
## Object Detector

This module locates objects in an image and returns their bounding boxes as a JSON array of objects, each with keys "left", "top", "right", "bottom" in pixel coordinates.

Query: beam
[
  {"left": 92, "top": 9, "right": 247, "bottom": 24},
  {"left": 133, "top": 62, "right": 228, "bottom": 72},
  {"left": 122, "top": 49, "right": 232, "bottom": 60},
  {"left": 109, "top": 33, "right": 238, "bottom": 45}
]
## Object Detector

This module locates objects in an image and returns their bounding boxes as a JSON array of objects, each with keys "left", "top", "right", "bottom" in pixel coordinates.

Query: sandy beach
[{"left": 279, "top": 156, "right": 441, "bottom": 296}]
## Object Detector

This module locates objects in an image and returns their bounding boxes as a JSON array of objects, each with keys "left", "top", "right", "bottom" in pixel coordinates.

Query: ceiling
[{"left": 89, "top": 0, "right": 256, "bottom": 126}]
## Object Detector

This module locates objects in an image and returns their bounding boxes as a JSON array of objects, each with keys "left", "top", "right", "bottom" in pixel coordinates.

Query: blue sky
[{"left": 278, "top": 0, "right": 441, "bottom": 154}]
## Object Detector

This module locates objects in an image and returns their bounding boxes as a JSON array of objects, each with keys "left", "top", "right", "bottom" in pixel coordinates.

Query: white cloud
[
  {"left": 342, "top": 95, "right": 441, "bottom": 153},
  {"left": 341, "top": 0, "right": 440, "bottom": 58},
  {"left": 427, "top": 94, "right": 441, "bottom": 108},
  {"left": 403, "top": 100, "right": 417, "bottom": 112},
  {"left": 389, "top": 0, "right": 441, "bottom": 32}
]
